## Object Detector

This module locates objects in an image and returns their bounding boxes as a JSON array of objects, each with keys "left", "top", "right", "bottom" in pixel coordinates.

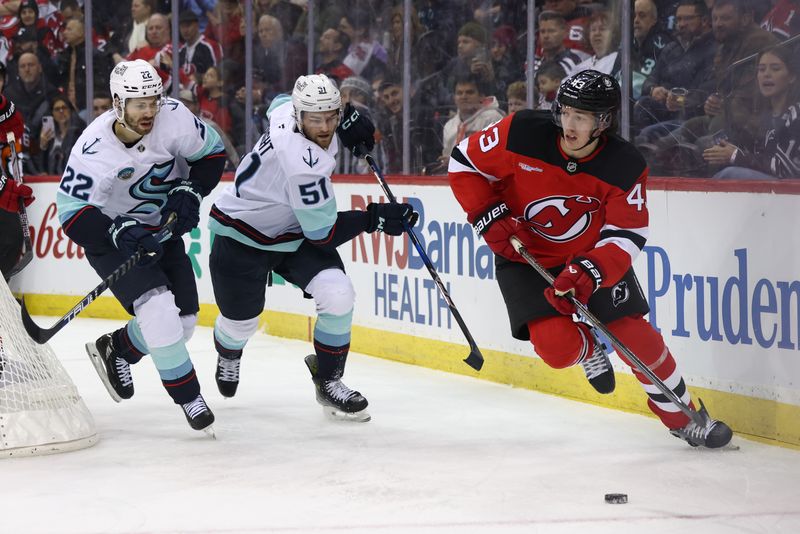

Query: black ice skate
[
  {"left": 215, "top": 354, "right": 241, "bottom": 398},
  {"left": 579, "top": 328, "right": 615, "bottom": 394},
  {"left": 181, "top": 394, "right": 216, "bottom": 437},
  {"left": 304, "top": 354, "right": 370, "bottom": 422},
  {"left": 670, "top": 399, "right": 733, "bottom": 449},
  {"left": 85, "top": 334, "right": 133, "bottom": 402}
]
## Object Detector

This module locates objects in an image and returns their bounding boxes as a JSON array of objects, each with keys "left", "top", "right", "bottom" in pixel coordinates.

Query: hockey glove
[
  {"left": 108, "top": 216, "right": 163, "bottom": 266},
  {"left": 544, "top": 257, "right": 603, "bottom": 315},
  {"left": 161, "top": 180, "right": 203, "bottom": 236},
  {"left": 337, "top": 103, "right": 375, "bottom": 157},
  {"left": 468, "top": 201, "right": 521, "bottom": 261},
  {"left": 0, "top": 174, "right": 34, "bottom": 213},
  {"left": 366, "top": 202, "right": 418, "bottom": 236}
]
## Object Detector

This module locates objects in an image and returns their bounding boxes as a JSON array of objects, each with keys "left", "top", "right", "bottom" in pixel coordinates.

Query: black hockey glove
[
  {"left": 160, "top": 180, "right": 203, "bottom": 236},
  {"left": 366, "top": 202, "right": 418, "bottom": 236},
  {"left": 337, "top": 103, "right": 375, "bottom": 157},
  {"left": 108, "top": 216, "right": 163, "bottom": 266}
]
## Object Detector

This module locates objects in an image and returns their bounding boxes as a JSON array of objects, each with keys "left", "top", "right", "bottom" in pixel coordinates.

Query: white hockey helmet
[
  {"left": 109, "top": 59, "right": 164, "bottom": 126},
  {"left": 291, "top": 74, "right": 341, "bottom": 133}
]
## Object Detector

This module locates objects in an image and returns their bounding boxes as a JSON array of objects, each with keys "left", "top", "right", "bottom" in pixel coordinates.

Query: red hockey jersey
[{"left": 448, "top": 110, "right": 649, "bottom": 288}]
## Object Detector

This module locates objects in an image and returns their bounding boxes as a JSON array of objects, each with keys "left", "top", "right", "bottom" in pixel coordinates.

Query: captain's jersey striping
[
  {"left": 56, "top": 98, "right": 223, "bottom": 227},
  {"left": 209, "top": 100, "right": 340, "bottom": 252},
  {"left": 449, "top": 110, "right": 649, "bottom": 287}
]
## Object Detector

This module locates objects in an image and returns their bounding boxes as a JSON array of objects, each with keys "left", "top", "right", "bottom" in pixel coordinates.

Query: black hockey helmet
[{"left": 552, "top": 69, "right": 620, "bottom": 135}]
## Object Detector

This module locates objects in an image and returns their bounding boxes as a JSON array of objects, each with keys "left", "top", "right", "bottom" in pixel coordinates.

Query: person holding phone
[{"left": 37, "top": 94, "right": 86, "bottom": 175}]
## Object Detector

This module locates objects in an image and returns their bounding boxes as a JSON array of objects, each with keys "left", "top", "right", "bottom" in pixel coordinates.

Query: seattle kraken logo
[
  {"left": 303, "top": 147, "right": 318, "bottom": 168},
  {"left": 128, "top": 160, "right": 175, "bottom": 214}
]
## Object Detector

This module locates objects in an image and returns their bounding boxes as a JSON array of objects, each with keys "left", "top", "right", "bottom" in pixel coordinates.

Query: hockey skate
[
  {"left": 670, "top": 399, "right": 733, "bottom": 449},
  {"left": 579, "top": 328, "right": 615, "bottom": 394},
  {"left": 304, "top": 354, "right": 370, "bottom": 422},
  {"left": 181, "top": 394, "right": 216, "bottom": 437},
  {"left": 85, "top": 334, "right": 133, "bottom": 402},
  {"left": 215, "top": 354, "right": 241, "bottom": 398}
]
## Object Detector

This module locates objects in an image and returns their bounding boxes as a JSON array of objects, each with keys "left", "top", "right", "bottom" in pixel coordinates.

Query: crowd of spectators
[{"left": 0, "top": 0, "right": 797, "bottom": 179}]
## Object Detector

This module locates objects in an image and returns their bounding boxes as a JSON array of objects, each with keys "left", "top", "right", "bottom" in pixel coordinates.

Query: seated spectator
[
  {"left": 16, "top": 0, "right": 59, "bottom": 57},
  {"left": 340, "top": 75, "right": 373, "bottom": 108},
  {"left": 91, "top": 91, "right": 113, "bottom": 121},
  {"left": 252, "top": 14, "right": 284, "bottom": 90},
  {"left": 542, "top": 0, "right": 592, "bottom": 54},
  {"left": 568, "top": 8, "right": 620, "bottom": 77},
  {"left": 180, "top": 87, "right": 240, "bottom": 171},
  {"left": 534, "top": 10, "right": 589, "bottom": 74},
  {"left": 490, "top": 25, "right": 521, "bottom": 99},
  {"left": 440, "top": 74, "right": 505, "bottom": 164},
  {"left": 8, "top": 25, "right": 57, "bottom": 82},
  {"left": 55, "top": 17, "right": 113, "bottom": 114},
  {"left": 386, "top": 5, "right": 424, "bottom": 77},
  {"left": 4, "top": 50, "right": 58, "bottom": 148},
  {"left": 443, "top": 21, "right": 496, "bottom": 97},
  {"left": 230, "top": 67, "right": 270, "bottom": 154},
  {"left": 205, "top": 0, "right": 244, "bottom": 65},
  {"left": 178, "top": 8, "right": 222, "bottom": 80},
  {"left": 196, "top": 65, "right": 232, "bottom": 135},
  {"left": 506, "top": 80, "right": 527, "bottom": 114},
  {"left": 635, "top": 0, "right": 715, "bottom": 132},
  {"left": 108, "top": 0, "right": 157, "bottom": 60},
  {"left": 315, "top": 26, "right": 353, "bottom": 86},
  {"left": 536, "top": 61, "right": 567, "bottom": 110},
  {"left": 36, "top": 93, "right": 85, "bottom": 175},
  {"left": 340, "top": 11, "right": 387, "bottom": 82},
  {"left": 124, "top": 12, "right": 170, "bottom": 65},
  {"left": 703, "top": 46, "right": 800, "bottom": 179},
  {"left": 634, "top": 0, "right": 674, "bottom": 81}
]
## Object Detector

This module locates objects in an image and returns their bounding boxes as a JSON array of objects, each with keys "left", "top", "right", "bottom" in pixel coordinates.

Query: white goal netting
[{"left": 0, "top": 277, "right": 97, "bottom": 457}]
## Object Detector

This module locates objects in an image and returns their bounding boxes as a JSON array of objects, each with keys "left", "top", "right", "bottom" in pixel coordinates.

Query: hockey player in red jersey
[
  {"left": 0, "top": 95, "right": 34, "bottom": 280},
  {"left": 448, "top": 70, "right": 732, "bottom": 448}
]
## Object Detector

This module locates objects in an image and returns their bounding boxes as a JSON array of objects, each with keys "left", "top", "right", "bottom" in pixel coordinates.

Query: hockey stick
[
  {"left": 363, "top": 153, "right": 484, "bottom": 371},
  {"left": 509, "top": 236, "right": 706, "bottom": 426},
  {"left": 20, "top": 213, "right": 177, "bottom": 344},
  {"left": 6, "top": 132, "right": 33, "bottom": 277}
]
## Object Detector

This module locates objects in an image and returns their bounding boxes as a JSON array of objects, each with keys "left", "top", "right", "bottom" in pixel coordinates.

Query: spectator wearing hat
[
  {"left": 15, "top": 0, "right": 59, "bottom": 57},
  {"left": 340, "top": 76, "right": 373, "bottom": 108},
  {"left": 442, "top": 21, "right": 496, "bottom": 98},
  {"left": 490, "top": 24, "right": 522, "bottom": 99},
  {"left": 8, "top": 25, "right": 56, "bottom": 81},
  {"left": 54, "top": 17, "right": 113, "bottom": 114},
  {"left": 178, "top": 8, "right": 222, "bottom": 81},
  {"left": 180, "top": 0, "right": 216, "bottom": 33},
  {"left": 314, "top": 26, "right": 353, "bottom": 85}
]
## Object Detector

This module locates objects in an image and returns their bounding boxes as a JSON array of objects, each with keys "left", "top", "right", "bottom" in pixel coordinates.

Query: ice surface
[{"left": 2, "top": 318, "right": 799, "bottom": 534}]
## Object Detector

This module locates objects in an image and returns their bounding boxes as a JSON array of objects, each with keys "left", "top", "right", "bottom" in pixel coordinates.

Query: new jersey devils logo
[
  {"left": 522, "top": 195, "right": 601, "bottom": 242},
  {"left": 612, "top": 281, "right": 630, "bottom": 307}
]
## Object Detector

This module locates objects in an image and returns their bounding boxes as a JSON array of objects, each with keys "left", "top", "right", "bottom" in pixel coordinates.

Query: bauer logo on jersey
[
  {"left": 612, "top": 281, "right": 630, "bottom": 307},
  {"left": 522, "top": 195, "right": 600, "bottom": 242}
]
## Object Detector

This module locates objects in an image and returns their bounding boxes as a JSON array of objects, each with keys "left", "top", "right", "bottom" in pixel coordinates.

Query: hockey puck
[{"left": 604, "top": 493, "right": 628, "bottom": 504}]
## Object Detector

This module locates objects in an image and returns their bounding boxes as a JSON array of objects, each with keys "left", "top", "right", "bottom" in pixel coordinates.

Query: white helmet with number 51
[
  {"left": 291, "top": 74, "right": 341, "bottom": 134},
  {"left": 109, "top": 59, "right": 164, "bottom": 126}
]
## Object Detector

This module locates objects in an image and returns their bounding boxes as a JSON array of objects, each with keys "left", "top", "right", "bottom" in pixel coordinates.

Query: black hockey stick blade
[
  {"left": 464, "top": 343, "right": 484, "bottom": 371},
  {"left": 19, "top": 214, "right": 177, "bottom": 344},
  {"left": 9, "top": 246, "right": 33, "bottom": 277}
]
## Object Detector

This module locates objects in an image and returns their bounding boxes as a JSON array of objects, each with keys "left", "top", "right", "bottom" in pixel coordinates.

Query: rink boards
[{"left": 13, "top": 176, "right": 800, "bottom": 447}]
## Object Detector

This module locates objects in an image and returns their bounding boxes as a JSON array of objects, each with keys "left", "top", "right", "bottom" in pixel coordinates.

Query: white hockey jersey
[
  {"left": 56, "top": 98, "right": 223, "bottom": 227},
  {"left": 209, "top": 100, "right": 339, "bottom": 251}
]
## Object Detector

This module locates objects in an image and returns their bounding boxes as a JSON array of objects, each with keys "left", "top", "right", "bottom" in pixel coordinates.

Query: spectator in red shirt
[{"left": 196, "top": 65, "right": 232, "bottom": 135}]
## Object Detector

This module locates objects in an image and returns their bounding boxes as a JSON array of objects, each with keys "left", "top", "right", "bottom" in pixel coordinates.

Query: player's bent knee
[
  {"left": 306, "top": 269, "right": 355, "bottom": 316},
  {"left": 133, "top": 287, "right": 184, "bottom": 348},
  {"left": 528, "top": 317, "right": 586, "bottom": 369},
  {"left": 180, "top": 313, "right": 198, "bottom": 342},
  {"left": 216, "top": 314, "right": 260, "bottom": 341}
]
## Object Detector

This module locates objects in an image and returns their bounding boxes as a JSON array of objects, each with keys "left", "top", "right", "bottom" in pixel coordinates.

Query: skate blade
[
  {"left": 85, "top": 342, "right": 122, "bottom": 403},
  {"left": 201, "top": 425, "right": 217, "bottom": 439},
  {"left": 321, "top": 406, "right": 371, "bottom": 423}
]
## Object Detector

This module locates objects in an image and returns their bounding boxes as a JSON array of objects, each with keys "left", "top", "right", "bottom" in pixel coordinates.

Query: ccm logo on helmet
[{"left": 523, "top": 195, "right": 600, "bottom": 242}]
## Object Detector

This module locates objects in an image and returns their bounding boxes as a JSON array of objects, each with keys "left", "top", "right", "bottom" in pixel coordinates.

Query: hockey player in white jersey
[
  {"left": 209, "top": 74, "right": 416, "bottom": 421},
  {"left": 57, "top": 60, "right": 226, "bottom": 434}
]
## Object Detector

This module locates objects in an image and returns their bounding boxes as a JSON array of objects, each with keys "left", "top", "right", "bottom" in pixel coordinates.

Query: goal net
[{"left": 0, "top": 276, "right": 97, "bottom": 457}]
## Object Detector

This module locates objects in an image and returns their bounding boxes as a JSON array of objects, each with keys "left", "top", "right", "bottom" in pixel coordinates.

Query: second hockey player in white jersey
[
  {"left": 209, "top": 73, "right": 417, "bottom": 421},
  {"left": 57, "top": 60, "right": 226, "bottom": 434}
]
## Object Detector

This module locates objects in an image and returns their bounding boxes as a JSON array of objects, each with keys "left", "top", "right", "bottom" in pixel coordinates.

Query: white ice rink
[{"left": 2, "top": 317, "right": 800, "bottom": 534}]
